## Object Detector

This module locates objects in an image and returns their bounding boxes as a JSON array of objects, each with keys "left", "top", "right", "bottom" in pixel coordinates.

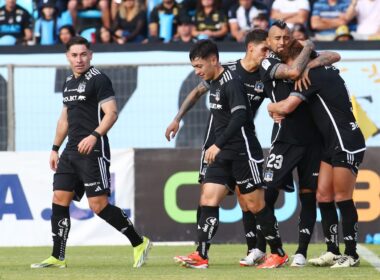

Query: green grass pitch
[{"left": 1, "top": 244, "right": 379, "bottom": 280}]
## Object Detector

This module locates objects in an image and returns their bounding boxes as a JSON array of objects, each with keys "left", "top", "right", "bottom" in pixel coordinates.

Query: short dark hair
[
  {"left": 245, "top": 29, "right": 268, "bottom": 48},
  {"left": 271, "top": 20, "right": 288, "bottom": 30},
  {"left": 66, "top": 36, "right": 90, "bottom": 51},
  {"left": 189, "top": 40, "right": 219, "bottom": 61}
]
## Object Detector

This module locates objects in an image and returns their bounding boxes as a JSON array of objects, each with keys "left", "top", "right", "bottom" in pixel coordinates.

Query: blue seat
[
  {"left": 77, "top": 9, "right": 102, "bottom": 19},
  {"left": 0, "top": 35, "right": 17, "bottom": 45},
  {"left": 158, "top": 13, "right": 174, "bottom": 43},
  {"left": 80, "top": 27, "right": 96, "bottom": 41}
]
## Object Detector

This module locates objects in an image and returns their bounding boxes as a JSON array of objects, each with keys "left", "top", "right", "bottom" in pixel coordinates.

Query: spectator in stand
[
  {"left": 68, "top": 0, "right": 111, "bottom": 29},
  {"left": 149, "top": 0, "right": 181, "bottom": 42},
  {"left": 113, "top": 0, "right": 146, "bottom": 44},
  {"left": 97, "top": 26, "right": 113, "bottom": 43},
  {"left": 171, "top": 14, "right": 197, "bottom": 43},
  {"left": 36, "top": 0, "right": 70, "bottom": 17},
  {"left": 251, "top": 12, "right": 270, "bottom": 30},
  {"left": 311, "top": 0, "right": 349, "bottom": 41},
  {"left": 34, "top": 0, "right": 61, "bottom": 45},
  {"left": 344, "top": 0, "right": 380, "bottom": 40},
  {"left": 58, "top": 24, "right": 76, "bottom": 44},
  {"left": 192, "top": 0, "right": 228, "bottom": 41},
  {"left": 270, "top": 0, "right": 310, "bottom": 29},
  {"left": 0, "top": 0, "right": 32, "bottom": 45},
  {"left": 291, "top": 22, "right": 308, "bottom": 40},
  {"left": 334, "top": 24, "right": 353, "bottom": 40},
  {"left": 228, "top": 0, "right": 268, "bottom": 42}
]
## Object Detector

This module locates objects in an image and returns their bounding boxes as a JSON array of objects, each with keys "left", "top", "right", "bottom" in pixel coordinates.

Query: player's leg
[
  {"left": 292, "top": 145, "right": 319, "bottom": 266},
  {"left": 85, "top": 155, "right": 150, "bottom": 268},
  {"left": 179, "top": 159, "right": 230, "bottom": 269},
  {"left": 31, "top": 152, "right": 76, "bottom": 268},
  {"left": 309, "top": 161, "right": 340, "bottom": 266},
  {"left": 330, "top": 152, "right": 363, "bottom": 268},
  {"left": 233, "top": 158, "right": 287, "bottom": 268},
  {"left": 236, "top": 187, "right": 257, "bottom": 254}
]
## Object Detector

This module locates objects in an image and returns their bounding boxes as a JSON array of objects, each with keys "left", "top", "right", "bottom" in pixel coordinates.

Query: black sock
[
  {"left": 336, "top": 200, "right": 359, "bottom": 259},
  {"left": 242, "top": 211, "right": 257, "bottom": 253},
  {"left": 196, "top": 206, "right": 219, "bottom": 259},
  {"left": 97, "top": 204, "right": 143, "bottom": 247},
  {"left": 51, "top": 203, "right": 70, "bottom": 261},
  {"left": 196, "top": 205, "right": 211, "bottom": 251},
  {"left": 256, "top": 226, "right": 266, "bottom": 253},
  {"left": 196, "top": 205, "right": 201, "bottom": 224},
  {"left": 319, "top": 202, "right": 340, "bottom": 255},
  {"left": 254, "top": 188, "right": 279, "bottom": 254},
  {"left": 255, "top": 206, "right": 285, "bottom": 257},
  {"left": 265, "top": 188, "right": 279, "bottom": 212},
  {"left": 296, "top": 193, "right": 316, "bottom": 258}
]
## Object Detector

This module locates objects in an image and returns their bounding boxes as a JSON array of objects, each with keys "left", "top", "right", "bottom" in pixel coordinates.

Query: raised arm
[
  {"left": 295, "top": 51, "right": 340, "bottom": 90},
  {"left": 165, "top": 82, "right": 209, "bottom": 141}
]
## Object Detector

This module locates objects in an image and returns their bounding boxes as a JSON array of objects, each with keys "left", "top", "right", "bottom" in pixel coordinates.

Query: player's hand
[
  {"left": 49, "top": 151, "right": 59, "bottom": 171},
  {"left": 295, "top": 67, "right": 311, "bottom": 91},
  {"left": 272, "top": 113, "right": 285, "bottom": 124},
  {"left": 77, "top": 135, "right": 97, "bottom": 155},
  {"left": 299, "top": 39, "right": 315, "bottom": 50},
  {"left": 165, "top": 120, "right": 180, "bottom": 141},
  {"left": 205, "top": 144, "right": 220, "bottom": 164}
]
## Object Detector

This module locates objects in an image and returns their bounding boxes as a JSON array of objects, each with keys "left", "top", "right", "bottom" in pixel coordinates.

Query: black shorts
[
  {"left": 204, "top": 157, "right": 265, "bottom": 195},
  {"left": 322, "top": 149, "right": 365, "bottom": 176},
  {"left": 53, "top": 150, "right": 111, "bottom": 201},
  {"left": 263, "top": 142, "right": 321, "bottom": 192}
]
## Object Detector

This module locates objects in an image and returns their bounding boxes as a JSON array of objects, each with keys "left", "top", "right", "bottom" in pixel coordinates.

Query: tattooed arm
[
  {"left": 295, "top": 51, "right": 341, "bottom": 91},
  {"left": 273, "top": 39, "right": 315, "bottom": 80},
  {"left": 165, "top": 82, "right": 208, "bottom": 141}
]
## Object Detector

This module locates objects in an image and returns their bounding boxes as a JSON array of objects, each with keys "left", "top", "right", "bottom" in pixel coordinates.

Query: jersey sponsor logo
[
  {"left": 237, "top": 178, "right": 254, "bottom": 184},
  {"left": 210, "top": 103, "right": 222, "bottom": 110},
  {"left": 247, "top": 93, "right": 262, "bottom": 101},
  {"left": 246, "top": 182, "right": 254, "bottom": 189},
  {"left": 261, "top": 59, "right": 271, "bottom": 70},
  {"left": 78, "top": 95, "right": 86, "bottom": 101},
  {"left": 63, "top": 95, "right": 79, "bottom": 102},
  {"left": 77, "top": 82, "right": 86, "bottom": 93},
  {"left": 95, "top": 186, "right": 102, "bottom": 192}
]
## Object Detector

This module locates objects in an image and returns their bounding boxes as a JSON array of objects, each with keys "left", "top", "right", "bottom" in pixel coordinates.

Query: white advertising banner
[{"left": 0, "top": 149, "right": 135, "bottom": 246}]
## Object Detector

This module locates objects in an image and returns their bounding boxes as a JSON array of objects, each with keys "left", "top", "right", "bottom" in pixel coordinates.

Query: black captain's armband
[
  {"left": 52, "top": 145, "right": 60, "bottom": 152},
  {"left": 91, "top": 131, "right": 101, "bottom": 139}
]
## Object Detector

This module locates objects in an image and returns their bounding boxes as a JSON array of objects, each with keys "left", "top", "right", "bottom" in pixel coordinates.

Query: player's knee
[
  {"left": 245, "top": 200, "right": 264, "bottom": 214},
  {"left": 316, "top": 191, "right": 334, "bottom": 203},
  {"left": 89, "top": 200, "right": 108, "bottom": 214}
]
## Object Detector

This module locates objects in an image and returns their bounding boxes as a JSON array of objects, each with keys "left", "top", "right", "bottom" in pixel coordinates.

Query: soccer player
[
  {"left": 259, "top": 20, "right": 341, "bottom": 267},
  {"left": 267, "top": 40, "right": 366, "bottom": 268},
  {"left": 166, "top": 29, "right": 273, "bottom": 267},
  {"left": 31, "top": 36, "right": 151, "bottom": 269},
  {"left": 174, "top": 39, "right": 288, "bottom": 269}
]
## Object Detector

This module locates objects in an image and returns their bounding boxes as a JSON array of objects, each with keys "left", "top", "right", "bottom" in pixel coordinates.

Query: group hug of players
[{"left": 165, "top": 20, "right": 366, "bottom": 269}]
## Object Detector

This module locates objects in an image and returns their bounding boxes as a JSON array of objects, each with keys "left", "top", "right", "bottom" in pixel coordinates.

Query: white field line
[{"left": 357, "top": 244, "right": 380, "bottom": 272}]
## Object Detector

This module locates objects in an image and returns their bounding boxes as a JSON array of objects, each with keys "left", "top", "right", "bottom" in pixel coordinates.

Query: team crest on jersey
[
  {"left": 77, "top": 82, "right": 86, "bottom": 93},
  {"left": 254, "top": 81, "right": 264, "bottom": 93},
  {"left": 215, "top": 89, "right": 220, "bottom": 101},
  {"left": 263, "top": 169, "right": 273, "bottom": 182}
]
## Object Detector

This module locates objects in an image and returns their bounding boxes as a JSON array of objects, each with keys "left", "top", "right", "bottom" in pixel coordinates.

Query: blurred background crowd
[{"left": 0, "top": 0, "right": 379, "bottom": 45}]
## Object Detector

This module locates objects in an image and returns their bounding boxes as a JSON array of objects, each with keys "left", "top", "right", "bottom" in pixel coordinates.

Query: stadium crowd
[{"left": 0, "top": 0, "right": 379, "bottom": 45}]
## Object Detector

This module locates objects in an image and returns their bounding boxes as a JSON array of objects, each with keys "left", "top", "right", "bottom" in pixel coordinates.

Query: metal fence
[{"left": 1, "top": 55, "right": 380, "bottom": 151}]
